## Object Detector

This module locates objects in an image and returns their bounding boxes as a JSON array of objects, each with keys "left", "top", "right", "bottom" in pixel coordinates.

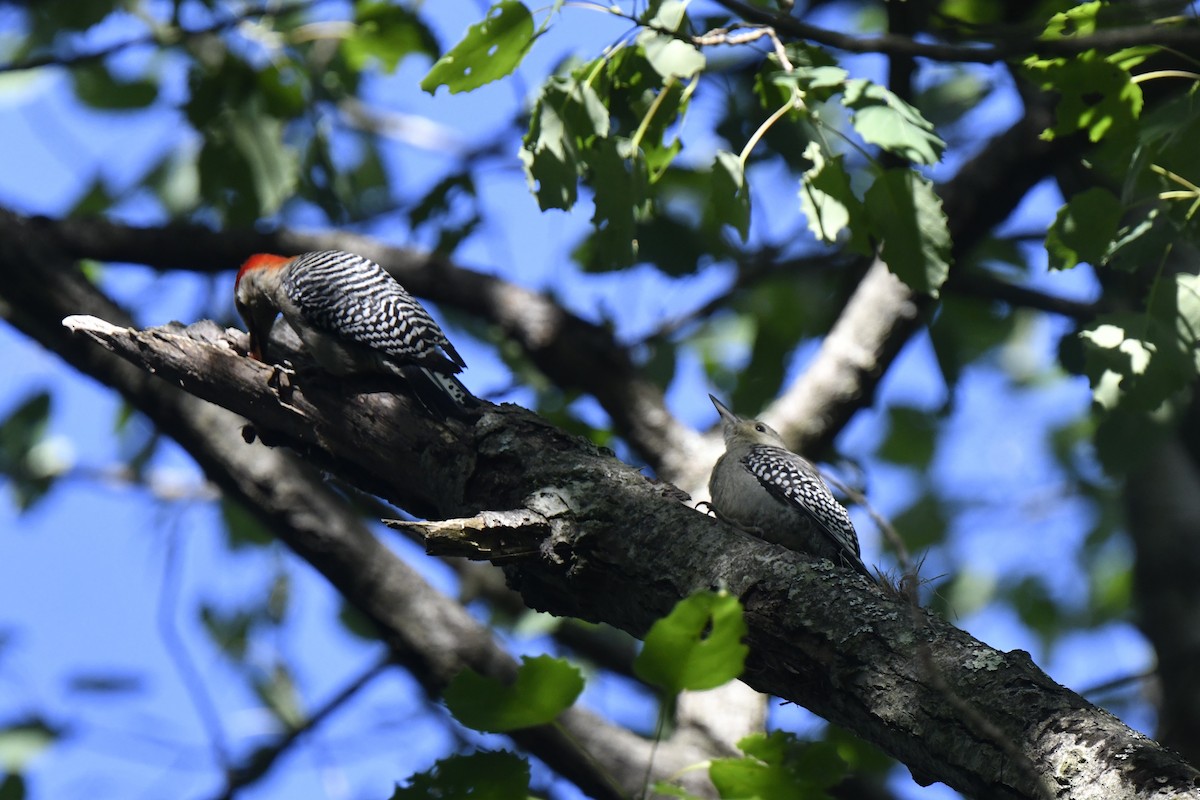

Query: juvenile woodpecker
[
  {"left": 707, "top": 395, "right": 874, "bottom": 581},
  {"left": 234, "top": 250, "right": 475, "bottom": 415}
]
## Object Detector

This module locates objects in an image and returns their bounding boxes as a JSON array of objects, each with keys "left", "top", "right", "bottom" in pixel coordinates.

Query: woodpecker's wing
[
  {"left": 741, "top": 445, "right": 873, "bottom": 580},
  {"left": 281, "top": 250, "right": 466, "bottom": 373}
]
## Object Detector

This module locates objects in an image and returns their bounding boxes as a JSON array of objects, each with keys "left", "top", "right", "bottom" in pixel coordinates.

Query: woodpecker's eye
[{"left": 755, "top": 423, "right": 766, "bottom": 433}]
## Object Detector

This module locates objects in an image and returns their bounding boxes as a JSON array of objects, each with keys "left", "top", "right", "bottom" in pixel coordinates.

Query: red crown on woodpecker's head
[{"left": 236, "top": 253, "right": 292, "bottom": 286}]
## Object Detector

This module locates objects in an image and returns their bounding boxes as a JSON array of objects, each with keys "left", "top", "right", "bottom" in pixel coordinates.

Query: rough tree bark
[{"left": 58, "top": 313, "right": 1200, "bottom": 800}]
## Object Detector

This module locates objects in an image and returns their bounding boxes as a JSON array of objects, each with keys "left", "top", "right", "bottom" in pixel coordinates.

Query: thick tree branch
[
  {"left": 0, "top": 219, "right": 720, "bottom": 800},
  {"left": 63, "top": 315, "right": 1200, "bottom": 800}
]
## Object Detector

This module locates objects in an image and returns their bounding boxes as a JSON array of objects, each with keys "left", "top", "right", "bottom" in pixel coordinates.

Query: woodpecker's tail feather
[{"left": 399, "top": 365, "right": 479, "bottom": 419}]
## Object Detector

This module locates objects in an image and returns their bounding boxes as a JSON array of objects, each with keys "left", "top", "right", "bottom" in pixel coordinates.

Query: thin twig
[
  {"left": 157, "top": 517, "right": 232, "bottom": 772},
  {"left": 216, "top": 653, "right": 393, "bottom": 798}
]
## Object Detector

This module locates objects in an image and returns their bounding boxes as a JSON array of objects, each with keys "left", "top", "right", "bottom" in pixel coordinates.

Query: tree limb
[{"left": 64, "top": 314, "right": 1200, "bottom": 800}]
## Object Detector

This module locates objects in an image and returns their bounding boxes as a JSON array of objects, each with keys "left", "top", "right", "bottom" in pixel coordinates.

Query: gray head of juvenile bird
[{"left": 709, "top": 394, "right": 787, "bottom": 449}]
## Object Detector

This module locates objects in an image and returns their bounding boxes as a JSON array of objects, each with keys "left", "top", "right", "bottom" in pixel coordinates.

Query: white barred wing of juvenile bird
[
  {"left": 741, "top": 445, "right": 870, "bottom": 578},
  {"left": 707, "top": 394, "right": 874, "bottom": 582}
]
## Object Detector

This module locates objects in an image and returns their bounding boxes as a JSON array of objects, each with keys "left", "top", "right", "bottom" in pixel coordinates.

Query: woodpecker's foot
[{"left": 696, "top": 501, "right": 716, "bottom": 517}]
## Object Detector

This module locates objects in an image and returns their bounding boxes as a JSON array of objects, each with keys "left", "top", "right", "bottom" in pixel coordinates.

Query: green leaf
[
  {"left": 643, "top": 0, "right": 689, "bottom": 31},
  {"left": 915, "top": 67, "right": 990, "bottom": 128},
  {"left": 390, "top": 751, "right": 530, "bottom": 800},
  {"left": 252, "top": 663, "right": 305, "bottom": 730},
  {"left": 0, "top": 718, "right": 61, "bottom": 772},
  {"left": 0, "top": 391, "right": 55, "bottom": 511},
  {"left": 200, "top": 604, "right": 261, "bottom": 662},
  {"left": 799, "top": 142, "right": 860, "bottom": 245},
  {"left": 342, "top": 2, "right": 438, "bottom": 72},
  {"left": 842, "top": 79, "right": 945, "bottom": 165},
  {"left": 1008, "top": 577, "right": 1061, "bottom": 648},
  {"left": 0, "top": 773, "right": 25, "bottom": 800},
  {"left": 649, "top": 780, "right": 703, "bottom": 799},
  {"left": 1046, "top": 187, "right": 1122, "bottom": 270},
  {"left": 1076, "top": 288, "right": 1199, "bottom": 415},
  {"left": 928, "top": 291, "right": 1013, "bottom": 392},
  {"left": 580, "top": 140, "right": 647, "bottom": 270},
  {"left": 863, "top": 169, "right": 951, "bottom": 296},
  {"left": 1023, "top": 49, "right": 1142, "bottom": 146},
  {"left": 30, "top": 0, "right": 114, "bottom": 35},
  {"left": 634, "top": 591, "right": 748, "bottom": 694},
  {"left": 890, "top": 489, "right": 949, "bottom": 551},
  {"left": 220, "top": 498, "right": 272, "bottom": 550},
  {"left": 521, "top": 74, "right": 609, "bottom": 210},
  {"left": 638, "top": 30, "right": 705, "bottom": 81},
  {"left": 1105, "top": 208, "right": 1175, "bottom": 274},
  {"left": 421, "top": 2, "right": 534, "bottom": 95},
  {"left": 878, "top": 405, "right": 939, "bottom": 467},
  {"left": 337, "top": 599, "right": 379, "bottom": 640},
  {"left": 144, "top": 151, "right": 200, "bottom": 216},
  {"left": 444, "top": 655, "right": 584, "bottom": 732},
  {"left": 710, "top": 732, "right": 845, "bottom": 799},
  {"left": 68, "top": 177, "right": 113, "bottom": 218},
  {"left": 1040, "top": 1, "right": 1101, "bottom": 39},
  {"left": 71, "top": 63, "right": 157, "bottom": 110},
  {"left": 712, "top": 151, "right": 750, "bottom": 241},
  {"left": 197, "top": 96, "right": 299, "bottom": 222}
]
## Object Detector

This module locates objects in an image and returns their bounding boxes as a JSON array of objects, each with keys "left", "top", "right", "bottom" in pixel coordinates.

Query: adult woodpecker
[
  {"left": 234, "top": 250, "right": 475, "bottom": 416},
  {"left": 707, "top": 395, "right": 874, "bottom": 582}
]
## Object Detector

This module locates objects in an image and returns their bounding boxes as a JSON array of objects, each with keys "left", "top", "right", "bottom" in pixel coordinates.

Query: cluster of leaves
[
  {"left": 1031, "top": 2, "right": 1200, "bottom": 470},
  {"left": 12, "top": 0, "right": 444, "bottom": 224},
  {"left": 425, "top": 1, "right": 951, "bottom": 294},
  {"left": 393, "top": 590, "right": 852, "bottom": 798}
]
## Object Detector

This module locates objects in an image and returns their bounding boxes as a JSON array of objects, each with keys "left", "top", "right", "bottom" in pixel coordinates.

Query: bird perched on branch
[
  {"left": 234, "top": 249, "right": 475, "bottom": 417},
  {"left": 707, "top": 395, "right": 874, "bottom": 581}
]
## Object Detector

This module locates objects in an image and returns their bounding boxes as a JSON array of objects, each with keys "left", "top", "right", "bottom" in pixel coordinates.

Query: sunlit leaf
[
  {"left": 421, "top": 2, "right": 534, "bottom": 95},
  {"left": 634, "top": 591, "right": 747, "bottom": 694},
  {"left": 710, "top": 732, "right": 845, "bottom": 799},
  {"left": 638, "top": 31, "right": 705, "bottom": 81},
  {"left": 843, "top": 79, "right": 945, "bottom": 165}
]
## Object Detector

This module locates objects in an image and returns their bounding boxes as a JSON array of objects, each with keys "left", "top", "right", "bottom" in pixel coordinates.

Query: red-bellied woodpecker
[
  {"left": 234, "top": 250, "right": 475, "bottom": 416},
  {"left": 708, "top": 395, "right": 874, "bottom": 581}
]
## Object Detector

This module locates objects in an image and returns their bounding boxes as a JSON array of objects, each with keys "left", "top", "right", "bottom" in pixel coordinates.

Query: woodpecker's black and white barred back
[
  {"left": 234, "top": 250, "right": 476, "bottom": 417},
  {"left": 707, "top": 395, "right": 874, "bottom": 581}
]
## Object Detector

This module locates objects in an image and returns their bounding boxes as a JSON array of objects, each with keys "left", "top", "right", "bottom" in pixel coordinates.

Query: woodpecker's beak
[
  {"left": 236, "top": 300, "right": 269, "bottom": 362},
  {"left": 709, "top": 394, "right": 739, "bottom": 424}
]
